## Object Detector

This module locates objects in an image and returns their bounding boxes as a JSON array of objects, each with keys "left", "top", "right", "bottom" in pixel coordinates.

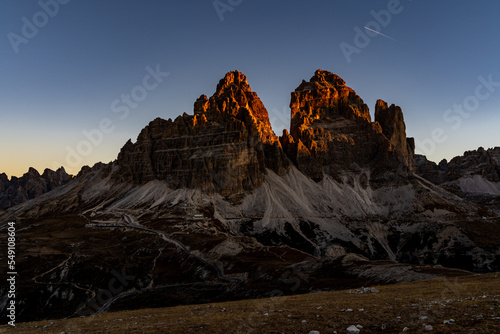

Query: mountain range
[
  {"left": 1, "top": 70, "right": 499, "bottom": 322},
  {"left": 0, "top": 167, "right": 71, "bottom": 210}
]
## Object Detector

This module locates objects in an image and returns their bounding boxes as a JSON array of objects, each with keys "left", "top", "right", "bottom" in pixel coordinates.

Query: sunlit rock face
[
  {"left": 116, "top": 69, "right": 416, "bottom": 195},
  {"left": 281, "top": 69, "right": 414, "bottom": 184},
  {"left": 115, "top": 71, "right": 289, "bottom": 198}
]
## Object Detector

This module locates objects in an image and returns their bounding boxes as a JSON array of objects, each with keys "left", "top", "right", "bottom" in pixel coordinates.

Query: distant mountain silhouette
[{"left": 0, "top": 167, "right": 72, "bottom": 210}]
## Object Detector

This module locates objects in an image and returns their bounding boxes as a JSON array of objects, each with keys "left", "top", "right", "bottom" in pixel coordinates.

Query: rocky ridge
[
  {"left": 416, "top": 147, "right": 500, "bottom": 213},
  {"left": 416, "top": 147, "right": 500, "bottom": 186},
  {"left": 0, "top": 167, "right": 72, "bottom": 210}
]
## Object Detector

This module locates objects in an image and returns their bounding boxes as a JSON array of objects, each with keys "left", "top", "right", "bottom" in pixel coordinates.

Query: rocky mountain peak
[
  {"left": 116, "top": 69, "right": 416, "bottom": 193},
  {"left": 290, "top": 70, "right": 371, "bottom": 135},
  {"left": 194, "top": 70, "right": 276, "bottom": 145},
  {"left": 27, "top": 167, "right": 41, "bottom": 177},
  {"left": 300, "top": 69, "right": 346, "bottom": 89},
  {"left": 214, "top": 70, "right": 251, "bottom": 95},
  {"left": 117, "top": 71, "right": 289, "bottom": 197},
  {"left": 3, "top": 70, "right": 416, "bottom": 203},
  {"left": 283, "top": 70, "right": 414, "bottom": 182},
  {"left": 42, "top": 166, "right": 72, "bottom": 184}
]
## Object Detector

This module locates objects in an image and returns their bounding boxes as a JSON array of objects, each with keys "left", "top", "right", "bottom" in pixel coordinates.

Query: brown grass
[{"left": 4, "top": 273, "right": 500, "bottom": 333}]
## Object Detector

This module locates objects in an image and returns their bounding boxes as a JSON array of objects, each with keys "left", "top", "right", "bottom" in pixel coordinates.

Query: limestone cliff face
[
  {"left": 374, "top": 100, "right": 415, "bottom": 171},
  {"left": 281, "top": 69, "right": 414, "bottom": 183},
  {"left": 115, "top": 69, "right": 416, "bottom": 195},
  {"left": 194, "top": 70, "right": 288, "bottom": 175},
  {"left": 115, "top": 71, "right": 288, "bottom": 198},
  {"left": 193, "top": 71, "right": 275, "bottom": 143}
]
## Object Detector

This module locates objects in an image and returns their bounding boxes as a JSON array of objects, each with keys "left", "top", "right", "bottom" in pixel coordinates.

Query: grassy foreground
[{"left": 3, "top": 273, "right": 500, "bottom": 333}]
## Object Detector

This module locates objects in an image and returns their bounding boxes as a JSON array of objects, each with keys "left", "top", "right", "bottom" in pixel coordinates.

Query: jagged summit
[
  {"left": 117, "top": 69, "right": 415, "bottom": 190},
  {"left": 295, "top": 69, "right": 346, "bottom": 91},
  {"left": 214, "top": 70, "right": 251, "bottom": 95},
  {"left": 27, "top": 167, "right": 40, "bottom": 177},
  {"left": 194, "top": 70, "right": 276, "bottom": 144},
  {"left": 3, "top": 70, "right": 415, "bottom": 202},
  {"left": 291, "top": 69, "right": 371, "bottom": 125},
  {"left": 282, "top": 69, "right": 413, "bottom": 183},
  {"left": 0, "top": 166, "right": 72, "bottom": 210},
  {"left": 116, "top": 70, "right": 288, "bottom": 196}
]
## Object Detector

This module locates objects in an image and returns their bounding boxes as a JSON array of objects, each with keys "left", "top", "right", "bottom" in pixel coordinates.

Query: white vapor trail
[{"left": 363, "top": 26, "right": 397, "bottom": 42}]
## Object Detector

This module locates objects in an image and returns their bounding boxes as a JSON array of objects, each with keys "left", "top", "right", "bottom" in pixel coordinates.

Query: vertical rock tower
[
  {"left": 116, "top": 71, "right": 288, "bottom": 198},
  {"left": 116, "top": 69, "right": 415, "bottom": 195},
  {"left": 281, "top": 69, "right": 414, "bottom": 183}
]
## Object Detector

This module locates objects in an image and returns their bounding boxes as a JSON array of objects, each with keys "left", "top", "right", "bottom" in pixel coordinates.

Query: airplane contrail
[{"left": 363, "top": 26, "right": 397, "bottom": 42}]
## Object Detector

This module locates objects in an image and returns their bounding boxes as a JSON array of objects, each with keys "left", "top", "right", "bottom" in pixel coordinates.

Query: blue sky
[{"left": 1, "top": 0, "right": 500, "bottom": 177}]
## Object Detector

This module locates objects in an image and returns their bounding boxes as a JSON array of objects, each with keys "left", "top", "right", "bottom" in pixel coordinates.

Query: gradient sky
[{"left": 1, "top": 0, "right": 500, "bottom": 178}]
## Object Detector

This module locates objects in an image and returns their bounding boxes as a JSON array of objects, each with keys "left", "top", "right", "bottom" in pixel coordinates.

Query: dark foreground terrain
[{"left": 5, "top": 273, "right": 499, "bottom": 333}]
